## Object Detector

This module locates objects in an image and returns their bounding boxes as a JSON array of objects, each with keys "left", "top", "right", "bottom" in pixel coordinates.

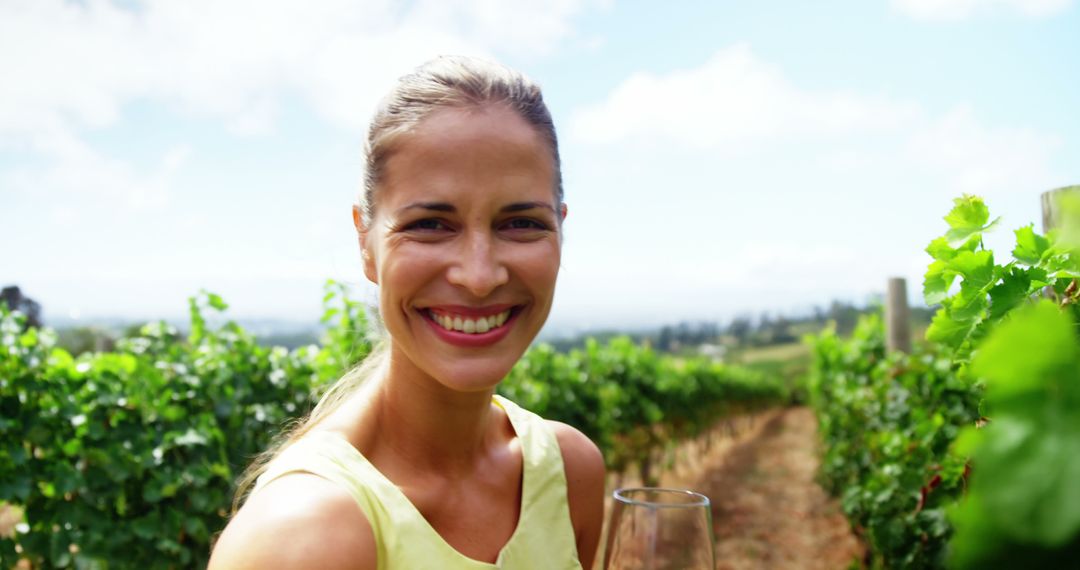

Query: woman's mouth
[
  {"left": 425, "top": 308, "right": 513, "bottom": 334},
  {"left": 419, "top": 305, "right": 523, "bottom": 347}
]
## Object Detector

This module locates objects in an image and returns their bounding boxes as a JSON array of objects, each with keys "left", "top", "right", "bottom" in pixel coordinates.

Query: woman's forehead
[
  {"left": 375, "top": 106, "right": 558, "bottom": 210},
  {"left": 401, "top": 104, "right": 548, "bottom": 157}
]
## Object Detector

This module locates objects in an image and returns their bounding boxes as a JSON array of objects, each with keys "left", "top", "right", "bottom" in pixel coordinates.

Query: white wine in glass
[{"left": 603, "top": 487, "right": 715, "bottom": 570}]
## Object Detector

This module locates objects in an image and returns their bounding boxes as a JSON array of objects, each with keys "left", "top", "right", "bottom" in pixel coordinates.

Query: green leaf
[
  {"left": 926, "top": 237, "right": 956, "bottom": 262},
  {"left": 206, "top": 292, "right": 229, "bottom": 311},
  {"left": 162, "top": 405, "right": 186, "bottom": 422},
  {"left": 923, "top": 260, "right": 954, "bottom": 306},
  {"left": 0, "top": 475, "right": 32, "bottom": 502},
  {"left": 947, "top": 250, "right": 995, "bottom": 290},
  {"left": 132, "top": 515, "right": 158, "bottom": 539},
  {"left": 320, "top": 307, "right": 340, "bottom": 324},
  {"left": 949, "top": 285, "right": 989, "bottom": 321},
  {"left": 61, "top": 438, "right": 81, "bottom": 457},
  {"left": 943, "top": 196, "right": 1002, "bottom": 246},
  {"left": 988, "top": 267, "right": 1033, "bottom": 320},
  {"left": 1029, "top": 267, "right": 1051, "bottom": 288},
  {"left": 945, "top": 195, "right": 990, "bottom": 230},
  {"left": 184, "top": 516, "right": 209, "bottom": 542},
  {"left": 1013, "top": 225, "right": 1050, "bottom": 265},
  {"left": 926, "top": 309, "right": 974, "bottom": 345},
  {"left": 971, "top": 300, "right": 1077, "bottom": 400}
]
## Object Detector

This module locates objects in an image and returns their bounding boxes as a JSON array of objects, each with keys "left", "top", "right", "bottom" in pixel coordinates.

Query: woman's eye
[
  {"left": 405, "top": 219, "right": 449, "bottom": 232},
  {"left": 503, "top": 218, "right": 548, "bottom": 231}
]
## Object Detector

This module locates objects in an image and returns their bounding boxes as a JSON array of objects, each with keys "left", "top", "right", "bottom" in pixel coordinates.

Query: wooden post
[
  {"left": 1042, "top": 185, "right": 1080, "bottom": 233},
  {"left": 885, "top": 277, "right": 911, "bottom": 354},
  {"left": 1041, "top": 186, "right": 1080, "bottom": 300}
]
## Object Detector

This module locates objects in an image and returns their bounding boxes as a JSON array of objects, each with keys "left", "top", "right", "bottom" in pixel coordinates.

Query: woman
[{"left": 209, "top": 56, "right": 606, "bottom": 569}]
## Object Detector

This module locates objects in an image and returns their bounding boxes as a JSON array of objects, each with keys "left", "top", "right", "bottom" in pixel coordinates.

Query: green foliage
[
  {"left": 948, "top": 302, "right": 1080, "bottom": 568},
  {"left": 1, "top": 281, "right": 783, "bottom": 568},
  {"left": 500, "top": 338, "right": 785, "bottom": 477},
  {"left": 0, "top": 282, "right": 371, "bottom": 569},
  {"left": 808, "top": 194, "right": 1080, "bottom": 568},
  {"left": 920, "top": 196, "right": 1070, "bottom": 359},
  {"left": 807, "top": 315, "right": 978, "bottom": 568}
]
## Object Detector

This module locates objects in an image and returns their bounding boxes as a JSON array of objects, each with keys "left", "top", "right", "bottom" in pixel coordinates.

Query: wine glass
[{"left": 602, "top": 487, "right": 715, "bottom": 569}]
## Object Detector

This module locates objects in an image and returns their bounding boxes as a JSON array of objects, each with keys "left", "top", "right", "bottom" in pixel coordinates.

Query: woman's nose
[{"left": 446, "top": 232, "right": 509, "bottom": 298}]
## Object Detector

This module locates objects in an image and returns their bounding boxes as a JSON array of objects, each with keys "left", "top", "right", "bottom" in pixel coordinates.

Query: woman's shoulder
[
  {"left": 500, "top": 397, "right": 605, "bottom": 479},
  {"left": 208, "top": 473, "right": 377, "bottom": 570},
  {"left": 545, "top": 420, "right": 606, "bottom": 569},
  {"left": 544, "top": 420, "right": 605, "bottom": 479}
]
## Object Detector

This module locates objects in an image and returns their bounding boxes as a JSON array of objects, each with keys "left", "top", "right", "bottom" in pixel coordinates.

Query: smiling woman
[
  {"left": 208, "top": 56, "right": 605, "bottom": 570},
  {"left": 367, "top": 104, "right": 565, "bottom": 393}
]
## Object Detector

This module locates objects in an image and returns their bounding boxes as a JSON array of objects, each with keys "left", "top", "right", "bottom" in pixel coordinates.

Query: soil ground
[{"left": 606, "top": 407, "right": 864, "bottom": 570}]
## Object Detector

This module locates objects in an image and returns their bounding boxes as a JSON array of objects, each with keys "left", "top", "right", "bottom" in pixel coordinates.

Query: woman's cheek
[
  {"left": 517, "top": 241, "right": 562, "bottom": 291},
  {"left": 381, "top": 243, "right": 448, "bottom": 276}
]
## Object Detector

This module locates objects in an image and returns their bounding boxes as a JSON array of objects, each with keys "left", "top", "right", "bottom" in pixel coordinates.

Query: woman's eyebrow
[
  {"left": 399, "top": 202, "right": 455, "bottom": 213},
  {"left": 398, "top": 201, "right": 555, "bottom": 214},
  {"left": 501, "top": 201, "right": 555, "bottom": 213}
]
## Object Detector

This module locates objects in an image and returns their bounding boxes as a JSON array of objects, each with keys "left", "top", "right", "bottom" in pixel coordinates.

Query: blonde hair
[
  {"left": 359, "top": 54, "right": 563, "bottom": 227},
  {"left": 229, "top": 55, "right": 563, "bottom": 514}
]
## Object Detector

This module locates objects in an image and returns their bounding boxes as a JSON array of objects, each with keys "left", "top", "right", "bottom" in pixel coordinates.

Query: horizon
[{"left": 6, "top": 280, "right": 912, "bottom": 340}]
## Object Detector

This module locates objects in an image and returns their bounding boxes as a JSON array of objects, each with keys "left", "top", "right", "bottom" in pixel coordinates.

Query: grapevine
[
  {"left": 807, "top": 193, "right": 1080, "bottom": 568},
  {"left": 0, "top": 283, "right": 785, "bottom": 568}
]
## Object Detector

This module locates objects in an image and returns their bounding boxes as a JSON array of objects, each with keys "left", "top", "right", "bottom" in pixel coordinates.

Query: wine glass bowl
[{"left": 603, "top": 487, "right": 716, "bottom": 570}]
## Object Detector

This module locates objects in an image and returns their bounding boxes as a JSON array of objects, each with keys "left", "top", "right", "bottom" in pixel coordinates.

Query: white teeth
[{"left": 429, "top": 309, "right": 513, "bottom": 334}]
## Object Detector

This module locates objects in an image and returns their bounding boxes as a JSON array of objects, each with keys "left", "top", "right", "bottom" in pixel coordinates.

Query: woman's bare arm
[
  {"left": 550, "top": 421, "right": 607, "bottom": 570},
  {"left": 208, "top": 473, "right": 376, "bottom": 570}
]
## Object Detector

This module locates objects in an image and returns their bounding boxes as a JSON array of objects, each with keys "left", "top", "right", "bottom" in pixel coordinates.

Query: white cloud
[
  {"left": 570, "top": 44, "right": 1061, "bottom": 200},
  {"left": 554, "top": 44, "right": 1065, "bottom": 325},
  {"left": 570, "top": 44, "right": 919, "bottom": 149},
  {"left": 0, "top": 0, "right": 600, "bottom": 205},
  {"left": 0, "top": 0, "right": 598, "bottom": 137},
  {"left": 3, "top": 121, "right": 190, "bottom": 211},
  {"left": 904, "top": 105, "right": 1062, "bottom": 195},
  {"left": 404, "top": 0, "right": 601, "bottom": 58},
  {"left": 892, "top": 0, "right": 1073, "bottom": 20}
]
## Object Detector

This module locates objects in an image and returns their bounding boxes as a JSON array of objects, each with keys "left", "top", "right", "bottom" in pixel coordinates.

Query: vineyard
[
  {"left": 807, "top": 194, "right": 1080, "bottom": 568},
  {"left": 0, "top": 283, "right": 787, "bottom": 568},
  {"left": 3, "top": 194, "right": 1080, "bottom": 569}
]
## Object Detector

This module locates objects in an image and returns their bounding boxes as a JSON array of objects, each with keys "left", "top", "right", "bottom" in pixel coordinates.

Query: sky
[{"left": 3, "top": 0, "right": 1079, "bottom": 332}]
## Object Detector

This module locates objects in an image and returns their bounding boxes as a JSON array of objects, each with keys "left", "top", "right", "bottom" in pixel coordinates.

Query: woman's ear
[
  {"left": 560, "top": 202, "right": 568, "bottom": 221},
  {"left": 353, "top": 205, "right": 379, "bottom": 285}
]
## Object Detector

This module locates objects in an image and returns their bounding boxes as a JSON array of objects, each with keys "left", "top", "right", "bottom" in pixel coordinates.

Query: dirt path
[{"left": 651, "top": 407, "right": 864, "bottom": 570}]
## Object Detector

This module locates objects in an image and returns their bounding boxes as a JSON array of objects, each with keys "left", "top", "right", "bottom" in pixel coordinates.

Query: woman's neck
[{"left": 353, "top": 346, "right": 507, "bottom": 476}]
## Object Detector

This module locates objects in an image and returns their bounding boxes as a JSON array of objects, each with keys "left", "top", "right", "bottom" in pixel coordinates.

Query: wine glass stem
[{"left": 646, "top": 507, "right": 657, "bottom": 568}]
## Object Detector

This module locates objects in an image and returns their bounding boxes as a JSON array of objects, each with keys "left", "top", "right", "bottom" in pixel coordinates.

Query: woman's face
[{"left": 357, "top": 104, "right": 565, "bottom": 393}]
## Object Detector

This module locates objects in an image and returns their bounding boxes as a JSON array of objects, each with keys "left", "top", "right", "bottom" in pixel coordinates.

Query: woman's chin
[{"left": 430, "top": 358, "right": 519, "bottom": 394}]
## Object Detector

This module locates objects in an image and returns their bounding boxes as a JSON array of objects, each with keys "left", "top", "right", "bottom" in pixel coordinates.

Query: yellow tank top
[{"left": 252, "top": 395, "right": 583, "bottom": 570}]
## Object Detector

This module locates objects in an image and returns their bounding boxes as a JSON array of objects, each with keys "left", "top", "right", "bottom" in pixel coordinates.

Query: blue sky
[{"left": 3, "top": 0, "right": 1078, "bottom": 330}]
